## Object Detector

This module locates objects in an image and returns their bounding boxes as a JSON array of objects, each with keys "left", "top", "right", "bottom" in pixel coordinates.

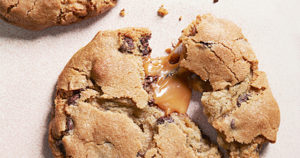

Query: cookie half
[
  {"left": 176, "top": 14, "right": 280, "bottom": 157},
  {"left": 0, "top": 0, "right": 117, "bottom": 30},
  {"left": 48, "top": 28, "right": 221, "bottom": 158}
]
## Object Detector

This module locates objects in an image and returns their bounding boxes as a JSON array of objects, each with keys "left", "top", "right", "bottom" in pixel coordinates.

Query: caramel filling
[{"left": 144, "top": 46, "right": 193, "bottom": 114}]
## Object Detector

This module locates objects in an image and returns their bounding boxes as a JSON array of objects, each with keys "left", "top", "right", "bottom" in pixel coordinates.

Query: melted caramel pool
[{"left": 144, "top": 48, "right": 192, "bottom": 114}]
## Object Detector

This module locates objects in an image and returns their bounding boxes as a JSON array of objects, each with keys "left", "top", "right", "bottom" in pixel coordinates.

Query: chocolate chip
[
  {"left": 148, "top": 99, "right": 156, "bottom": 107},
  {"left": 145, "top": 76, "right": 158, "bottom": 84},
  {"left": 136, "top": 151, "right": 145, "bottom": 158},
  {"left": 56, "top": 140, "right": 66, "bottom": 155},
  {"left": 119, "top": 36, "right": 134, "bottom": 53},
  {"left": 67, "top": 90, "right": 81, "bottom": 105},
  {"left": 169, "top": 54, "right": 180, "bottom": 64},
  {"left": 67, "top": 94, "right": 80, "bottom": 105},
  {"left": 213, "top": 0, "right": 219, "bottom": 3},
  {"left": 237, "top": 93, "right": 251, "bottom": 107},
  {"left": 230, "top": 119, "right": 235, "bottom": 129},
  {"left": 139, "top": 35, "right": 152, "bottom": 56},
  {"left": 66, "top": 117, "right": 74, "bottom": 131},
  {"left": 157, "top": 116, "right": 174, "bottom": 125},
  {"left": 143, "top": 76, "right": 158, "bottom": 92},
  {"left": 190, "top": 26, "right": 198, "bottom": 36}
]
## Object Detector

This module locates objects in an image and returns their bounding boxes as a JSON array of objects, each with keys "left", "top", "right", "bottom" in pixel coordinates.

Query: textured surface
[
  {"left": 0, "top": 0, "right": 117, "bottom": 30},
  {"left": 48, "top": 28, "right": 220, "bottom": 158},
  {"left": 0, "top": 0, "right": 299, "bottom": 157},
  {"left": 179, "top": 14, "right": 280, "bottom": 157},
  {"left": 180, "top": 14, "right": 258, "bottom": 90}
]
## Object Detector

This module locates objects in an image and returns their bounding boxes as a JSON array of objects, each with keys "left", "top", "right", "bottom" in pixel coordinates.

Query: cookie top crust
[
  {"left": 202, "top": 71, "right": 280, "bottom": 143},
  {"left": 179, "top": 14, "right": 258, "bottom": 90},
  {"left": 49, "top": 28, "right": 221, "bottom": 158},
  {"left": 57, "top": 28, "right": 151, "bottom": 108},
  {"left": 0, "top": 0, "right": 117, "bottom": 30},
  {"left": 48, "top": 15, "right": 280, "bottom": 158},
  {"left": 177, "top": 14, "right": 280, "bottom": 157}
]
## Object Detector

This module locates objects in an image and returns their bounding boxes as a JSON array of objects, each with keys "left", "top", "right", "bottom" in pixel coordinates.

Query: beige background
[{"left": 0, "top": 0, "right": 299, "bottom": 157}]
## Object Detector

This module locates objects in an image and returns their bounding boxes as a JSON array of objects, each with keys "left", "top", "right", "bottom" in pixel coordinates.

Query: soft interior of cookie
[{"left": 145, "top": 41, "right": 273, "bottom": 158}]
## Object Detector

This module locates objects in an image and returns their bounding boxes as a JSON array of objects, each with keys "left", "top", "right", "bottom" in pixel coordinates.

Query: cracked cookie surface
[
  {"left": 179, "top": 14, "right": 258, "bottom": 91},
  {"left": 48, "top": 28, "right": 221, "bottom": 158},
  {"left": 178, "top": 14, "right": 280, "bottom": 157},
  {"left": 0, "top": 0, "right": 117, "bottom": 30}
]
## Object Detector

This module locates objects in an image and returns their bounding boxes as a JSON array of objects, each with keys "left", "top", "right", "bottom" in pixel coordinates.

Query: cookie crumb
[
  {"left": 179, "top": 16, "right": 182, "bottom": 21},
  {"left": 157, "top": 5, "right": 168, "bottom": 17},
  {"left": 165, "top": 48, "right": 172, "bottom": 54},
  {"left": 213, "top": 0, "right": 219, "bottom": 3},
  {"left": 119, "top": 8, "right": 125, "bottom": 17}
]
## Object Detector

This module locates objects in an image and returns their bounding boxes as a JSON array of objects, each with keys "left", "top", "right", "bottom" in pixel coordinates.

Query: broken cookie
[
  {"left": 0, "top": 0, "right": 117, "bottom": 30},
  {"left": 48, "top": 28, "right": 221, "bottom": 158},
  {"left": 175, "top": 14, "right": 280, "bottom": 157},
  {"left": 48, "top": 14, "right": 280, "bottom": 158}
]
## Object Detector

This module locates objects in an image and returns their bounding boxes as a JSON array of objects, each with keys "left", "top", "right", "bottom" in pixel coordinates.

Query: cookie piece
[
  {"left": 157, "top": 5, "right": 168, "bottom": 17},
  {"left": 202, "top": 71, "right": 280, "bottom": 157},
  {"left": 0, "top": 0, "right": 117, "bottom": 30},
  {"left": 48, "top": 28, "right": 221, "bottom": 158},
  {"left": 119, "top": 8, "right": 125, "bottom": 17},
  {"left": 178, "top": 14, "right": 280, "bottom": 157},
  {"left": 179, "top": 14, "right": 258, "bottom": 91}
]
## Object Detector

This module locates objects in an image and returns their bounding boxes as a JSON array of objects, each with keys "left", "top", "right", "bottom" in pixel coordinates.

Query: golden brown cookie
[
  {"left": 0, "top": 0, "right": 117, "bottom": 30},
  {"left": 177, "top": 14, "right": 280, "bottom": 157},
  {"left": 179, "top": 14, "right": 258, "bottom": 91},
  {"left": 48, "top": 28, "right": 221, "bottom": 158}
]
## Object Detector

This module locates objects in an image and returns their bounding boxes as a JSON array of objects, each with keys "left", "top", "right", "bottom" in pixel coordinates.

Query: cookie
[
  {"left": 0, "top": 0, "right": 117, "bottom": 30},
  {"left": 48, "top": 28, "right": 221, "bottom": 158},
  {"left": 177, "top": 14, "right": 280, "bottom": 157}
]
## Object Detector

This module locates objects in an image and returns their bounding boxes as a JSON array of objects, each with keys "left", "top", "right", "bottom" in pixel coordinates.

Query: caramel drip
[{"left": 144, "top": 53, "right": 192, "bottom": 114}]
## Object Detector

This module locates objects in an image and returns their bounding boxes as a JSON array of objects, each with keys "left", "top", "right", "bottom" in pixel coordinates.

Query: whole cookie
[
  {"left": 0, "top": 0, "right": 117, "bottom": 30},
  {"left": 48, "top": 28, "right": 221, "bottom": 158},
  {"left": 178, "top": 14, "right": 280, "bottom": 157}
]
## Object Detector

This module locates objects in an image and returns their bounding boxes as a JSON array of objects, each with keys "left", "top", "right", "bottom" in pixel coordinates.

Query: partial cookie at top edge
[{"left": 0, "top": 0, "right": 117, "bottom": 30}]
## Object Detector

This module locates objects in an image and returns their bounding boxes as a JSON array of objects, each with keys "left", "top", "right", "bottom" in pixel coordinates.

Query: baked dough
[
  {"left": 48, "top": 27, "right": 221, "bottom": 158},
  {"left": 179, "top": 14, "right": 280, "bottom": 157},
  {"left": 0, "top": 0, "right": 117, "bottom": 30}
]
